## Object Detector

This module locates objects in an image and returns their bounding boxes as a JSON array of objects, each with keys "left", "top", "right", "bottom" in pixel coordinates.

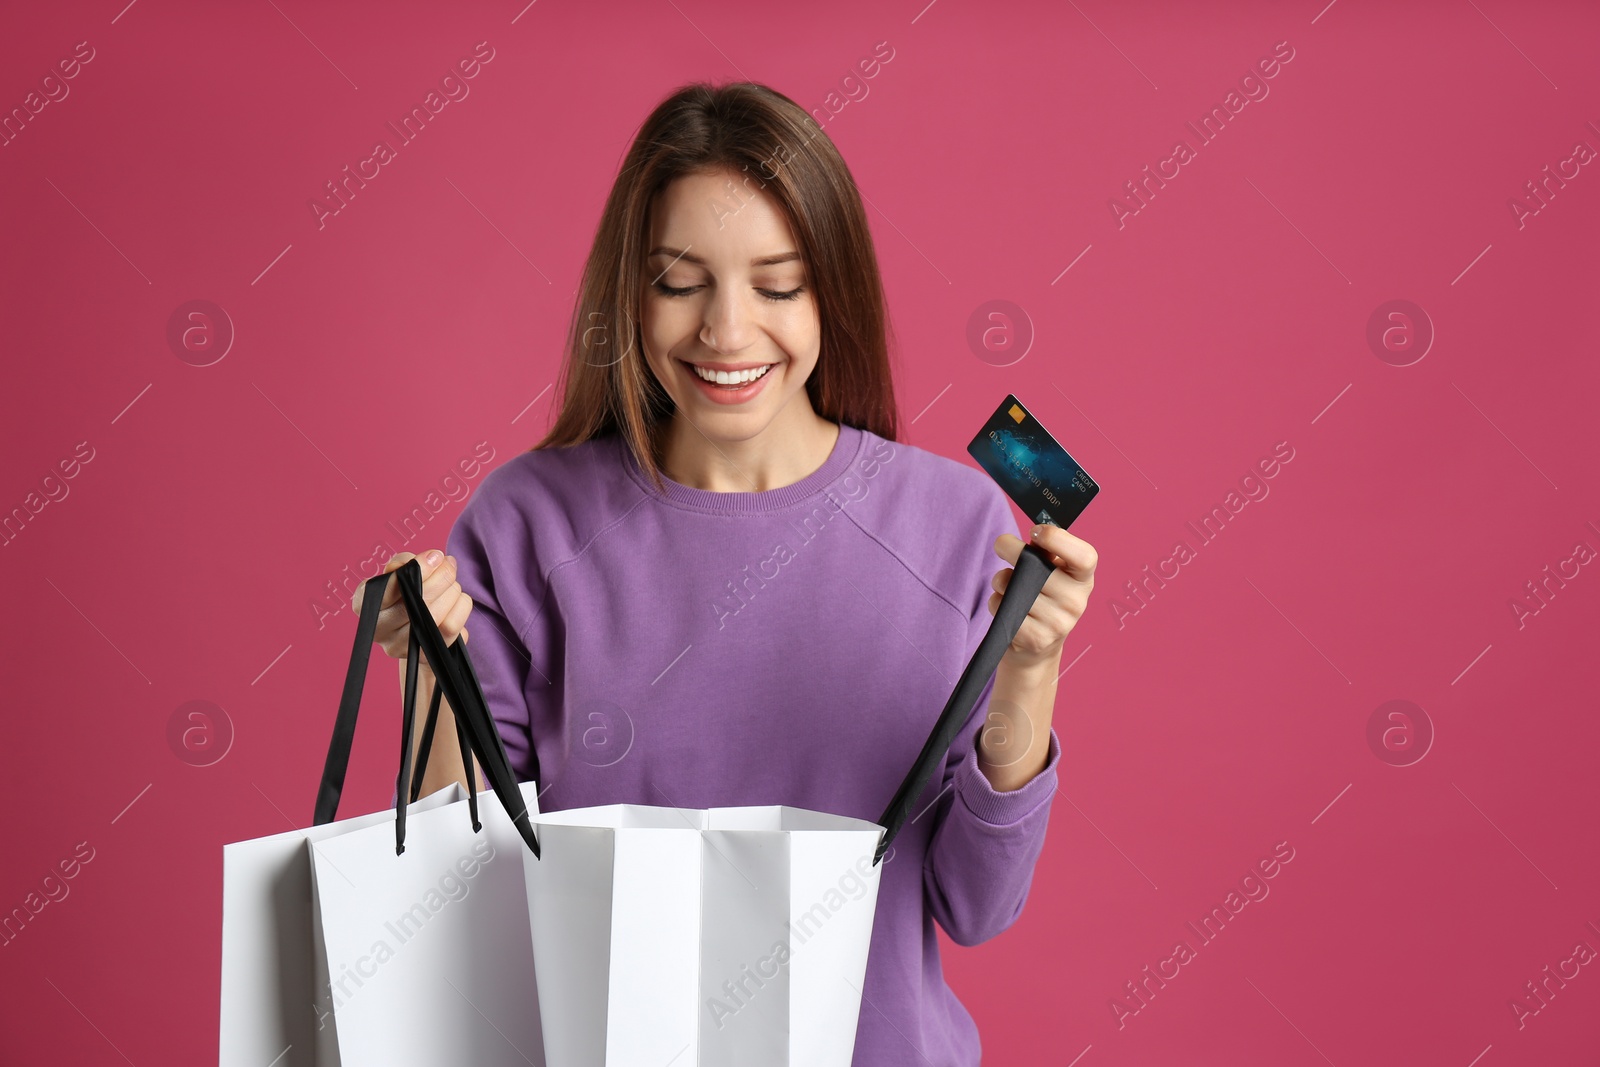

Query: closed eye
[{"left": 652, "top": 282, "right": 806, "bottom": 303}]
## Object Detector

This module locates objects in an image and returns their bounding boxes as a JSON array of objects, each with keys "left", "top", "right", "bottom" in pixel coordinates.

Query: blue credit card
[{"left": 967, "top": 394, "right": 1100, "bottom": 528}]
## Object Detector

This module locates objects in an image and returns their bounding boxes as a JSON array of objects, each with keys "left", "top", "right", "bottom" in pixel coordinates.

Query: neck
[{"left": 655, "top": 400, "right": 840, "bottom": 493}]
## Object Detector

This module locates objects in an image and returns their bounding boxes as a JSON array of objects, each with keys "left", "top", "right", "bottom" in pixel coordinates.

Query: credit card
[{"left": 967, "top": 394, "right": 1099, "bottom": 528}]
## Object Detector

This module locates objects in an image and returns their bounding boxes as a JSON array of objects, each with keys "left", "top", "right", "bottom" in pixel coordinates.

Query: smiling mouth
[{"left": 681, "top": 360, "right": 776, "bottom": 387}]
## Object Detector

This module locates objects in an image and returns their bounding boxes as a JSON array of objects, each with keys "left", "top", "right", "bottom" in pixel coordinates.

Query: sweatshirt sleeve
[
  {"left": 921, "top": 484, "right": 1062, "bottom": 948},
  {"left": 445, "top": 478, "right": 550, "bottom": 785}
]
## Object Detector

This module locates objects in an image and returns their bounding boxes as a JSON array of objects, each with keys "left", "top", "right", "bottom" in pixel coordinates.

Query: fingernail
[
  {"left": 426, "top": 550, "right": 442, "bottom": 565},
  {"left": 1030, "top": 525, "right": 1043, "bottom": 540}
]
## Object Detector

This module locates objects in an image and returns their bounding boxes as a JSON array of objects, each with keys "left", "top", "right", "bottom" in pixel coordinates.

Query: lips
[{"left": 678, "top": 358, "right": 778, "bottom": 404}]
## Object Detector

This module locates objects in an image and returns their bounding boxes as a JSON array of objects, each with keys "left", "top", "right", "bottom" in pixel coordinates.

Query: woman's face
[{"left": 639, "top": 167, "right": 821, "bottom": 441}]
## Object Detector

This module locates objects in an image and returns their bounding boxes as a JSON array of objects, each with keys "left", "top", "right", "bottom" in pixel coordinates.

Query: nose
[{"left": 699, "top": 290, "right": 755, "bottom": 355}]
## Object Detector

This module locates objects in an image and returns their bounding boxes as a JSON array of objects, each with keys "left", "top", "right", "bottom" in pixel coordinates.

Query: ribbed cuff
[{"left": 954, "top": 728, "right": 1061, "bottom": 826}]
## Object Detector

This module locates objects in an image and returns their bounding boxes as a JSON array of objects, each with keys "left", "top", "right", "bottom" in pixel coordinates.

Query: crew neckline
[{"left": 619, "top": 421, "right": 865, "bottom": 515}]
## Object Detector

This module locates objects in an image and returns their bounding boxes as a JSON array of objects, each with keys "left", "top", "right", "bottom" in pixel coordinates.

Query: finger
[
  {"left": 352, "top": 555, "right": 403, "bottom": 613},
  {"left": 994, "top": 529, "right": 1088, "bottom": 576},
  {"left": 994, "top": 530, "right": 1096, "bottom": 585},
  {"left": 420, "top": 553, "right": 459, "bottom": 602},
  {"left": 420, "top": 580, "right": 465, "bottom": 633},
  {"left": 987, "top": 588, "right": 1077, "bottom": 643},
  {"left": 1022, "top": 589, "right": 1078, "bottom": 633},
  {"left": 439, "top": 591, "right": 473, "bottom": 646},
  {"left": 992, "top": 532, "right": 1026, "bottom": 567},
  {"left": 352, "top": 551, "right": 424, "bottom": 613},
  {"left": 373, "top": 581, "right": 426, "bottom": 640},
  {"left": 380, "top": 620, "right": 411, "bottom": 660},
  {"left": 1026, "top": 525, "right": 1097, "bottom": 581},
  {"left": 384, "top": 551, "right": 420, "bottom": 575},
  {"left": 365, "top": 551, "right": 454, "bottom": 625},
  {"left": 993, "top": 561, "right": 1083, "bottom": 602},
  {"left": 388, "top": 549, "right": 452, "bottom": 595},
  {"left": 380, "top": 583, "right": 466, "bottom": 657},
  {"left": 375, "top": 571, "right": 461, "bottom": 652}
]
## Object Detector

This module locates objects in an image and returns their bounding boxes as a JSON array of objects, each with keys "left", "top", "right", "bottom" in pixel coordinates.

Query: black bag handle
[
  {"left": 408, "top": 654, "right": 483, "bottom": 834},
  {"left": 313, "top": 559, "right": 541, "bottom": 859},
  {"left": 872, "top": 542, "right": 1056, "bottom": 864},
  {"left": 417, "top": 614, "right": 543, "bottom": 859},
  {"left": 409, "top": 675, "right": 444, "bottom": 803},
  {"left": 313, "top": 563, "right": 389, "bottom": 828},
  {"left": 389, "top": 559, "right": 539, "bottom": 857},
  {"left": 394, "top": 623, "right": 480, "bottom": 850}
]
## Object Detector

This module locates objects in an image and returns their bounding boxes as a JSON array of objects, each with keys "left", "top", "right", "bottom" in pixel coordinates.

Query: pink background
[{"left": 3, "top": 0, "right": 1597, "bottom": 1063}]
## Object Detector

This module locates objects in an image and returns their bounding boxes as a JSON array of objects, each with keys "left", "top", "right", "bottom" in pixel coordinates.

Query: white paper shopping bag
[
  {"left": 522, "top": 803, "right": 884, "bottom": 1067},
  {"left": 310, "top": 779, "right": 546, "bottom": 1066},
  {"left": 221, "top": 557, "right": 548, "bottom": 1066},
  {"left": 219, "top": 783, "right": 467, "bottom": 1067},
  {"left": 499, "top": 545, "right": 1062, "bottom": 1066}
]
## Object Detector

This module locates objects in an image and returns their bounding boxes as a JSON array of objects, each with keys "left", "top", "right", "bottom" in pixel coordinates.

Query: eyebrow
[{"left": 648, "top": 246, "right": 802, "bottom": 268}]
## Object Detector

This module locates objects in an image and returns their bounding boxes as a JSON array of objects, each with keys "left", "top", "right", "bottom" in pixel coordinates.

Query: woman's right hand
[{"left": 350, "top": 550, "right": 473, "bottom": 659}]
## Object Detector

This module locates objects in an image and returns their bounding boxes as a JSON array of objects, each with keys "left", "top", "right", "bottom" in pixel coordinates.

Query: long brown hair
[{"left": 533, "top": 80, "right": 900, "bottom": 493}]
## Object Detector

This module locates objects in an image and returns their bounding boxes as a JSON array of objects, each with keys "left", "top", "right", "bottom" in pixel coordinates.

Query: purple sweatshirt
[{"left": 445, "top": 419, "right": 1061, "bottom": 1066}]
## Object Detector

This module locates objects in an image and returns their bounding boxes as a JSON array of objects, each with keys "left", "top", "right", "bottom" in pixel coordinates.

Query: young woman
[{"left": 355, "top": 80, "right": 1096, "bottom": 1065}]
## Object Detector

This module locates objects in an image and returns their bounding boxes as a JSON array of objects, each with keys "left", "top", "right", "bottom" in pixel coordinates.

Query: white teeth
[{"left": 692, "top": 363, "right": 772, "bottom": 385}]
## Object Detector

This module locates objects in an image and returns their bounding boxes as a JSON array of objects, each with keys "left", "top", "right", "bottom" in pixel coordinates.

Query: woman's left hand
[{"left": 989, "top": 524, "right": 1097, "bottom": 668}]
